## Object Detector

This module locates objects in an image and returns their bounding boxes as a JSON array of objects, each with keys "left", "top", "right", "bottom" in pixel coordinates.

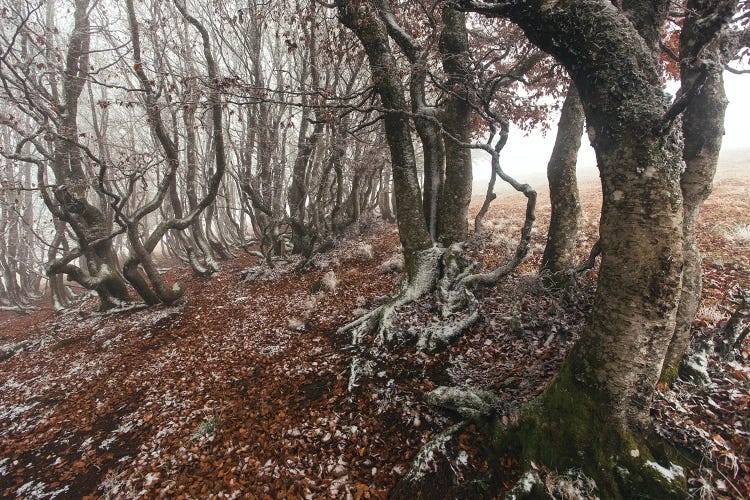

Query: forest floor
[{"left": 1, "top": 153, "right": 749, "bottom": 499}]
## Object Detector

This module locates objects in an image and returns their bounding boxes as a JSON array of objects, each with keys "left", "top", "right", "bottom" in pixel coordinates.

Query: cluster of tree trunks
[{"left": 1, "top": 0, "right": 747, "bottom": 495}]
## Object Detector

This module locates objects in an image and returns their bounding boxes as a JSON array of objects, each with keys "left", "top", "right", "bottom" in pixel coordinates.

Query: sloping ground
[{"left": 1, "top": 164, "right": 748, "bottom": 499}]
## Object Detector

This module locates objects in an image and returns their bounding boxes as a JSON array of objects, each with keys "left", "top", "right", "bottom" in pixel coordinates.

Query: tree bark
[
  {"left": 336, "top": 0, "right": 433, "bottom": 274},
  {"left": 661, "top": 1, "right": 729, "bottom": 381},
  {"left": 541, "top": 84, "right": 584, "bottom": 278},
  {"left": 438, "top": 6, "right": 473, "bottom": 245},
  {"left": 457, "top": 0, "right": 724, "bottom": 495}
]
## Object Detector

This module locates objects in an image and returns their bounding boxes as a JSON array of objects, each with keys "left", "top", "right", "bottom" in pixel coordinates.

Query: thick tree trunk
[
  {"left": 437, "top": 7, "right": 472, "bottom": 245},
  {"left": 417, "top": 120, "right": 444, "bottom": 241},
  {"left": 661, "top": 3, "right": 728, "bottom": 381},
  {"left": 455, "top": 0, "right": 728, "bottom": 495},
  {"left": 482, "top": 0, "right": 685, "bottom": 430},
  {"left": 541, "top": 84, "right": 584, "bottom": 278}
]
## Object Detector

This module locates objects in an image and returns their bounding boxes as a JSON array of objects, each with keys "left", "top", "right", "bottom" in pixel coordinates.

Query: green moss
[
  {"left": 660, "top": 363, "right": 679, "bottom": 385},
  {"left": 491, "top": 362, "right": 689, "bottom": 499}
]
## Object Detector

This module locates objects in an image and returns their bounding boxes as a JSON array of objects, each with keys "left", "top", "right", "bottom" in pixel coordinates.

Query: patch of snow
[
  {"left": 16, "top": 480, "right": 69, "bottom": 499},
  {"left": 645, "top": 461, "right": 684, "bottom": 482},
  {"left": 457, "top": 450, "right": 469, "bottom": 466},
  {"left": 683, "top": 349, "right": 711, "bottom": 384},
  {"left": 519, "top": 470, "right": 542, "bottom": 493},
  {"left": 78, "top": 436, "right": 94, "bottom": 451},
  {"left": 0, "top": 401, "right": 39, "bottom": 425},
  {"left": 99, "top": 435, "right": 117, "bottom": 450},
  {"left": 1, "top": 377, "right": 23, "bottom": 390},
  {"left": 144, "top": 472, "right": 160, "bottom": 487},
  {"left": 287, "top": 318, "right": 306, "bottom": 332}
]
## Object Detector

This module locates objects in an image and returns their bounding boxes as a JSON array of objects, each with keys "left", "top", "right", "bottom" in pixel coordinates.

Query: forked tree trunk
[
  {"left": 336, "top": 0, "right": 433, "bottom": 277},
  {"left": 416, "top": 119, "right": 444, "bottom": 241},
  {"left": 44, "top": 0, "right": 131, "bottom": 311},
  {"left": 457, "top": 0, "right": 725, "bottom": 495},
  {"left": 541, "top": 84, "right": 584, "bottom": 278},
  {"left": 491, "top": 0, "right": 687, "bottom": 430}
]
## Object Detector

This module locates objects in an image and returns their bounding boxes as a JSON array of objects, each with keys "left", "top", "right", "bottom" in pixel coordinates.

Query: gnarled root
[{"left": 338, "top": 246, "right": 481, "bottom": 391}]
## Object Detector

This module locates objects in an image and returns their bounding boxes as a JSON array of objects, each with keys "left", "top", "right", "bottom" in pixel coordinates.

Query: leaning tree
[{"left": 661, "top": 0, "right": 750, "bottom": 381}]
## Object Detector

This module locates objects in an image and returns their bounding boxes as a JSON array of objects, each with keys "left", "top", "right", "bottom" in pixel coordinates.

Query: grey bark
[
  {"left": 336, "top": 0, "right": 433, "bottom": 272},
  {"left": 438, "top": 6, "right": 473, "bottom": 245},
  {"left": 541, "top": 84, "right": 584, "bottom": 278},
  {"left": 662, "top": 0, "right": 730, "bottom": 380},
  {"left": 462, "top": 0, "right": 688, "bottom": 434}
]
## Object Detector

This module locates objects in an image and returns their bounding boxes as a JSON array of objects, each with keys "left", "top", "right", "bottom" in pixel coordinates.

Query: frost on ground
[
  {"left": 320, "top": 271, "right": 337, "bottom": 293},
  {"left": 724, "top": 223, "right": 750, "bottom": 245},
  {"left": 0, "top": 181, "right": 748, "bottom": 497},
  {"left": 645, "top": 461, "right": 685, "bottom": 483},
  {"left": 379, "top": 253, "right": 404, "bottom": 274}
]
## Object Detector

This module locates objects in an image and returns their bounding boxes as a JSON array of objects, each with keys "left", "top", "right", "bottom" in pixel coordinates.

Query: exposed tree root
[
  {"left": 338, "top": 246, "right": 484, "bottom": 390},
  {"left": 403, "top": 421, "right": 468, "bottom": 484},
  {"left": 425, "top": 385, "right": 500, "bottom": 422},
  {"left": 339, "top": 175, "right": 535, "bottom": 391}
]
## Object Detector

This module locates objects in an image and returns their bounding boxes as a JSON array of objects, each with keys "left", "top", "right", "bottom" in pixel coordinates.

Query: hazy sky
[{"left": 472, "top": 71, "right": 749, "bottom": 186}]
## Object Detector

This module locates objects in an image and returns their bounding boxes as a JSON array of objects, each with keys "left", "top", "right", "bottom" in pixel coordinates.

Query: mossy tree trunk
[
  {"left": 469, "top": 0, "right": 686, "bottom": 429},
  {"left": 540, "top": 84, "right": 584, "bottom": 279},
  {"left": 662, "top": 0, "right": 729, "bottom": 381},
  {"left": 458, "top": 0, "right": 731, "bottom": 494}
]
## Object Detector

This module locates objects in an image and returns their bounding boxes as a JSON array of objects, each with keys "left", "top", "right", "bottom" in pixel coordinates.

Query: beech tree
[
  {"left": 448, "top": 0, "right": 737, "bottom": 496},
  {"left": 540, "top": 83, "right": 584, "bottom": 280},
  {"left": 662, "top": 0, "right": 750, "bottom": 381}
]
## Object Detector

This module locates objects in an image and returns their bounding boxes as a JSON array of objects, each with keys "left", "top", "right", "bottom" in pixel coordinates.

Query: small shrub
[
  {"left": 288, "top": 317, "right": 306, "bottom": 331},
  {"left": 321, "top": 271, "right": 337, "bottom": 293},
  {"left": 192, "top": 410, "right": 222, "bottom": 442},
  {"left": 354, "top": 243, "right": 374, "bottom": 261}
]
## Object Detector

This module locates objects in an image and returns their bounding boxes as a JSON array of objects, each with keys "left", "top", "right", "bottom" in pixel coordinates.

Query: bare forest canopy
[{"left": 1, "top": 0, "right": 749, "bottom": 498}]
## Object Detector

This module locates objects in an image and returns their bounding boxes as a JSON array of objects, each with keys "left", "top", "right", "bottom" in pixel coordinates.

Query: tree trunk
[
  {"left": 457, "top": 0, "right": 727, "bottom": 495},
  {"left": 541, "top": 84, "right": 584, "bottom": 278},
  {"left": 417, "top": 119, "right": 444, "bottom": 241},
  {"left": 661, "top": 2, "right": 728, "bottom": 382},
  {"left": 438, "top": 6, "right": 473, "bottom": 245},
  {"left": 336, "top": 0, "right": 433, "bottom": 276}
]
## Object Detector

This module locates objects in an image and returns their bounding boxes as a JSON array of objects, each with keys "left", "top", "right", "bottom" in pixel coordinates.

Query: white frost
[
  {"left": 321, "top": 271, "right": 337, "bottom": 293},
  {"left": 519, "top": 470, "right": 542, "bottom": 493},
  {"left": 644, "top": 461, "right": 684, "bottom": 482}
]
